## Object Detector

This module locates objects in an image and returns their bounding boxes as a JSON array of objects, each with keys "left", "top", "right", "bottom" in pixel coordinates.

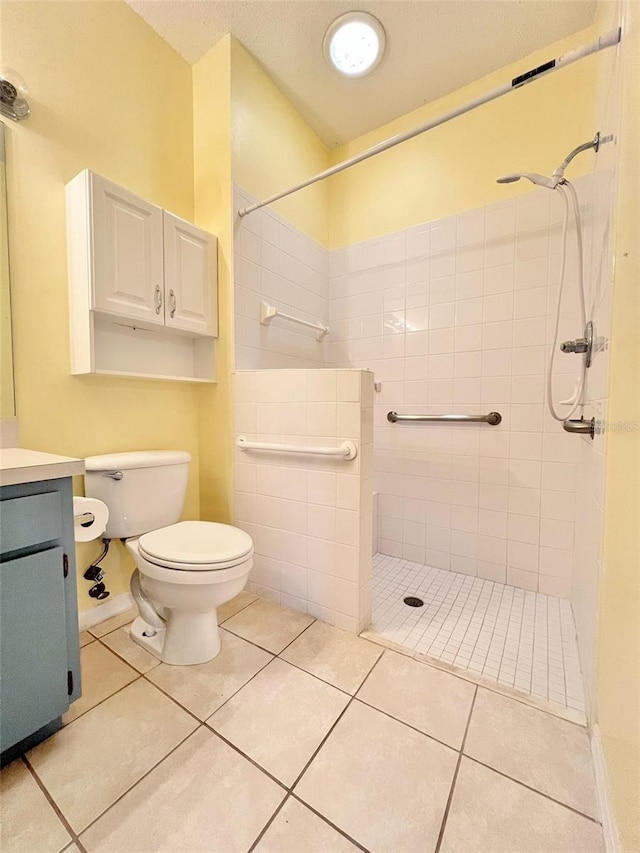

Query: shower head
[
  {"left": 496, "top": 134, "right": 608, "bottom": 193},
  {"left": 496, "top": 172, "right": 560, "bottom": 190}
]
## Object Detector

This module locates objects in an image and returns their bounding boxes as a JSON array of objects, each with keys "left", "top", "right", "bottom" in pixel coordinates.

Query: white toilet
[{"left": 84, "top": 450, "right": 253, "bottom": 665}]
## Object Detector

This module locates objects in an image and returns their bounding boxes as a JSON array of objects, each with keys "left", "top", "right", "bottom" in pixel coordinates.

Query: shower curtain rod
[{"left": 238, "top": 27, "right": 621, "bottom": 218}]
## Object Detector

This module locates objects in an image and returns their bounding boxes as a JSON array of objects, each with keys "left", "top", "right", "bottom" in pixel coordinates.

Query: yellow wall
[
  {"left": 1, "top": 1, "right": 200, "bottom": 611},
  {"left": 193, "top": 35, "right": 234, "bottom": 524},
  {"left": 598, "top": 2, "right": 640, "bottom": 849},
  {"left": 328, "top": 27, "right": 600, "bottom": 248},
  {"left": 0, "top": 152, "right": 15, "bottom": 418},
  {"left": 230, "top": 39, "right": 330, "bottom": 247}
]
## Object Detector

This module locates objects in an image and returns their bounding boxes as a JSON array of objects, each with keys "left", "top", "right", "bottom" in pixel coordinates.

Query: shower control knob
[{"left": 560, "top": 337, "right": 589, "bottom": 353}]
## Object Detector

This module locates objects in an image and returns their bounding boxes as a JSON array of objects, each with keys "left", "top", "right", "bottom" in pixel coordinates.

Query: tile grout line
[
  {"left": 431, "top": 572, "right": 478, "bottom": 660},
  {"left": 369, "top": 630, "right": 587, "bottom": 729},
  {"left": 433, "top": 684, "right": 478, "bottom": 853},
  {"left": 352, "top": 696, "right": 464, "bottom": 756},
  {"left": 140, "top": 674, "right": 213, "bottom": 727},
  {"left": 217, "top": 596, "right": 263, "bottom": 626},
  {"left": 287, "top": 649, "right": 389, "bottom": 793},
  {"left": 221, "top": 615, "right": 317, "bottom": 658},
  {"left": 75, "top": 725, "right": 206, "bottom": 839},
  {"left": 289, "top": 792, "right": 371, "bottom": 853},
  {"left": 197, "top": 619, "right": 324, "bottom": 722},
  {"left": 462, "top": 755, "right": 603, "bottom": 826},
  {"left": 61, "top": 668, "right": 143, "bottom": 726},
  {"left": 245, "top": 792, "right": 292, "bottom": 853},
  {"left": 278, "top": 655, "right": 362, "bottom": 699},
  {"left": 22, "top": 755, "right": 89, "bottom": 853},
  {"left": 203, "top": 724, "right": 289, "bottom": 792},
  {"left": 203, "top": 702, "right": 371, "bottom": 853},
  {"left": 396, "top": 568, "right": 455, "bottom": 649}
]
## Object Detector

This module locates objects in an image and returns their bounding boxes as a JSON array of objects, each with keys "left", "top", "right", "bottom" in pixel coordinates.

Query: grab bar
[
  {"left": 260, "top": 301, "right": 329, "bottom": 342},
  {"left": 236, "top": 436, "right": 357, "bottom": 460},
  {"left": 387, "top": 411, "right": 502, "bottom": 426}
]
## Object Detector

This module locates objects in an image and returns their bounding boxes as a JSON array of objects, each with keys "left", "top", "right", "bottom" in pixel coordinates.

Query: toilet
[{"left": 84, "top": 450, "right": 253, "bottom": 665}]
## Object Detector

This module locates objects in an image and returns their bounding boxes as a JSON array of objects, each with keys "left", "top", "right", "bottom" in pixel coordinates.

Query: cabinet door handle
[
  {"left": 169, "top": 289, "right": 177, "bottom": 318},
  {"left": 155, "top": 284, "right": 163, "bottom": 314}
]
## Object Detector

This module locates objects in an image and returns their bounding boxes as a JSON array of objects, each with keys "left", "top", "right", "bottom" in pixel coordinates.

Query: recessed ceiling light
[{"left": 323, "top": 12, "right": 386, "bottom": 78}]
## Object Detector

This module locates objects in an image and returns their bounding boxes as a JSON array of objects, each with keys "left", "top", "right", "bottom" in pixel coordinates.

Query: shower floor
[{"left": 370, "top": 553, "right": 585, "bottom": 716}]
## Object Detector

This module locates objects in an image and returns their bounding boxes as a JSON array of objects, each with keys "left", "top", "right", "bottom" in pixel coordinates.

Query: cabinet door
[
  {"left": 163, "top": 211, "right": 218, "bottom": 336},
  {"left": 0, "top": 548, "right": 69, "bottom": 751},
  {"left": 91, "top": 173, "right": 164, "bottom": 324}
]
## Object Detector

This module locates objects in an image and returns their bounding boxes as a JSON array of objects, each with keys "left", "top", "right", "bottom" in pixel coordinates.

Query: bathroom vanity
[{"left": 0, "top": 449, "right": 84, "bottom": 764}]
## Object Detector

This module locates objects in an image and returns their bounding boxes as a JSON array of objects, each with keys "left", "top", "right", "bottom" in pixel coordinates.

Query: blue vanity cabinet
[{"left": 0, "top": 477, "right": 81, "bottom": 762}]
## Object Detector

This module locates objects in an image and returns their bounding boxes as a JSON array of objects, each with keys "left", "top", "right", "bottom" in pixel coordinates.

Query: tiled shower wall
[
  {"left": 234, "top": 369, "right": 374, "bottom": 633},
  {"left": 232, "top": 170, "right": 615, "bottom": 655},
  {"left": 234, "top": 186, "right": 329, "bottom": 370},
  {"left": 325, "top": 183, "right": 601, "bottom": 598}
]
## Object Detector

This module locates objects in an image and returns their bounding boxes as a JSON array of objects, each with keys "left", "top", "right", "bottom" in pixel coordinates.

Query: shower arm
[{"left": 552, "top": 132, "right": 611, "bottom": 182}]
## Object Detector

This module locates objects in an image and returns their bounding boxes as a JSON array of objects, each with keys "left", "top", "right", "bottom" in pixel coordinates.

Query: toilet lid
[{"left": 138, "top": 521, "right": 253, "bottom": 569}]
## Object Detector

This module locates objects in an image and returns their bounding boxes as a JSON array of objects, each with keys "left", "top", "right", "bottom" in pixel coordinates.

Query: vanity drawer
[{"left": 0, "top": 492, "right": 62, "bottom": 554}]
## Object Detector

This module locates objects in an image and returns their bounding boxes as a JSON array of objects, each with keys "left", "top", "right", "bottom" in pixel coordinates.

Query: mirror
[{"left": 0, "top": 122, "right": 16, "bottom": 418}]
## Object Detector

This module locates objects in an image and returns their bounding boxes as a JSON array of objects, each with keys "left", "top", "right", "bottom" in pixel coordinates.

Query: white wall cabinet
[
  {"left": 66, "top": 170, "right": 217, "bottom": 383},
  {"left": 90, "top": 173, "right": 165, "bottom": 325},
  {"left": 163, "top": 211, "right": 217, "bottom": 336}
]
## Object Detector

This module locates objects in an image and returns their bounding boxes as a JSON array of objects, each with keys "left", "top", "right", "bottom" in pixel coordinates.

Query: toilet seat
[{"left": 138, "top": 521, "right": 253, "bottom": 572}]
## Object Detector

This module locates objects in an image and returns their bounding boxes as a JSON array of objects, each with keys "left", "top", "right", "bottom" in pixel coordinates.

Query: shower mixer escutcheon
[{"left": 560, "top": 321, "right": 594, "bottom": 368}]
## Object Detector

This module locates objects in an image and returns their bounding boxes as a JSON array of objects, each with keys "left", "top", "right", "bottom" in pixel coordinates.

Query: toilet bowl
[
  {"left": 127, "top": 521, "right": 253, "bottom": 665},
  {"left": 84, "top": 450, "right": 254, "bottom": 666}
]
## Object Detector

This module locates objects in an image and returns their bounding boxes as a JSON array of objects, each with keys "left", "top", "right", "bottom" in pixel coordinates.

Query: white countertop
[{"left": 0, "top": 448, "right": 85, "bottom": 487}]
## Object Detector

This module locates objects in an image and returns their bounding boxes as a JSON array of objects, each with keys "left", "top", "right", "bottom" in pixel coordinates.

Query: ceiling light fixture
[{"left": 323, "top": 12, "right": 386, "bottom": 78}]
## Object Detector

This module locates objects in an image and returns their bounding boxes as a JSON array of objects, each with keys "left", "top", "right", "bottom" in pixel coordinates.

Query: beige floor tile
[
  {"left": 147, "top": 628, "right": 272, "bottom": 720},
  {"left": 295, "top": 700, "right": 458, "bottom": 853},
  {"left": 357, "top": 650, "right": 476, "bottom": 748},
  {"left": 209, "top": 659, "right": 349, "bottom": 786},
  {"left": 222, "top": 599, "right": 314, "bottom": 653},
  {"left": 79, "top": 631, "right": 94, "bottom": 648},
  {"left": 254, "top": 796, "right": 360, "bottom": 853},
  {"left": 28, "top": 680, "right": 198, "bottom": 832},
  {"left": 0, "top": 759, "right": 71, "bottom": 853},
  {"left": 464, "top": 688, "right": 598, "bottom": 818},
  {"left": 281, "top": 620, "right": 383, "bottom": 694},
  {"left": 218, "top": 589, "right": 259, "bottom": 623},
  {"left": 88, "top": 607, "right": 138, "bottom": 638},
  {"left": 439, "top": 758, "right": 604, "bottom": 853},
  {"left": 63, "top": 642, "right": 138, "bottom": 724},
  {"left": 80, "top": 727, "right": 285, "bottom": 853},
  {"left": 100, "top": 626, "right": 161, "bottom": 674}
]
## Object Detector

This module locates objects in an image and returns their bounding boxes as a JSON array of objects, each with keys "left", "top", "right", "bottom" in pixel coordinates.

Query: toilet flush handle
[{"left": 102, "top": 470, "right": 123, "bottom": 480}]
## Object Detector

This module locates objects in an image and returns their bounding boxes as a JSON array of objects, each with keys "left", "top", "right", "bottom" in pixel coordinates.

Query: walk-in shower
[{"left": 232, "top": 22, "right": 622, "bottom": 727}]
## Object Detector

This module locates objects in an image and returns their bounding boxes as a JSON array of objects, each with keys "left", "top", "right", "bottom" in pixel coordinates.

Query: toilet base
[{"left": 130, "top": 612, "right": 222, "bottom": 666}]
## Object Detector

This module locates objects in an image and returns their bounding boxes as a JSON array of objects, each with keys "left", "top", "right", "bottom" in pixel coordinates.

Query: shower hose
[{"left": 546, "top": 179, "right": 587, "bottom": 421}]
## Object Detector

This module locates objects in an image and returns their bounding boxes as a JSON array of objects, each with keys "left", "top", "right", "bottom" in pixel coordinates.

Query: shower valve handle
[{"left": 560, "top": 338, "right": 589, "bottom": 354}]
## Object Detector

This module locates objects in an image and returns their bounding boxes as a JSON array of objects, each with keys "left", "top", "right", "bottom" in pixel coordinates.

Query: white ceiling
[{"left": 127, "top": 0, "right": 597, "bottom": 147}]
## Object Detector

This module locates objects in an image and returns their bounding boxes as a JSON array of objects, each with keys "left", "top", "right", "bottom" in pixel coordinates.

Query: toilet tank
[{"left": 84, "top": 451, "right": 191, "bottom": 539}]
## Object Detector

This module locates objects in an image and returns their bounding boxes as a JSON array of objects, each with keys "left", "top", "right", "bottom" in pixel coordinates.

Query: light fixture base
[
  {"left": 0, "top": 75, "right": 30, "bottom": 122},
  {"left": 323, "top": 11, "right": 386, "bottom": 78}
]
